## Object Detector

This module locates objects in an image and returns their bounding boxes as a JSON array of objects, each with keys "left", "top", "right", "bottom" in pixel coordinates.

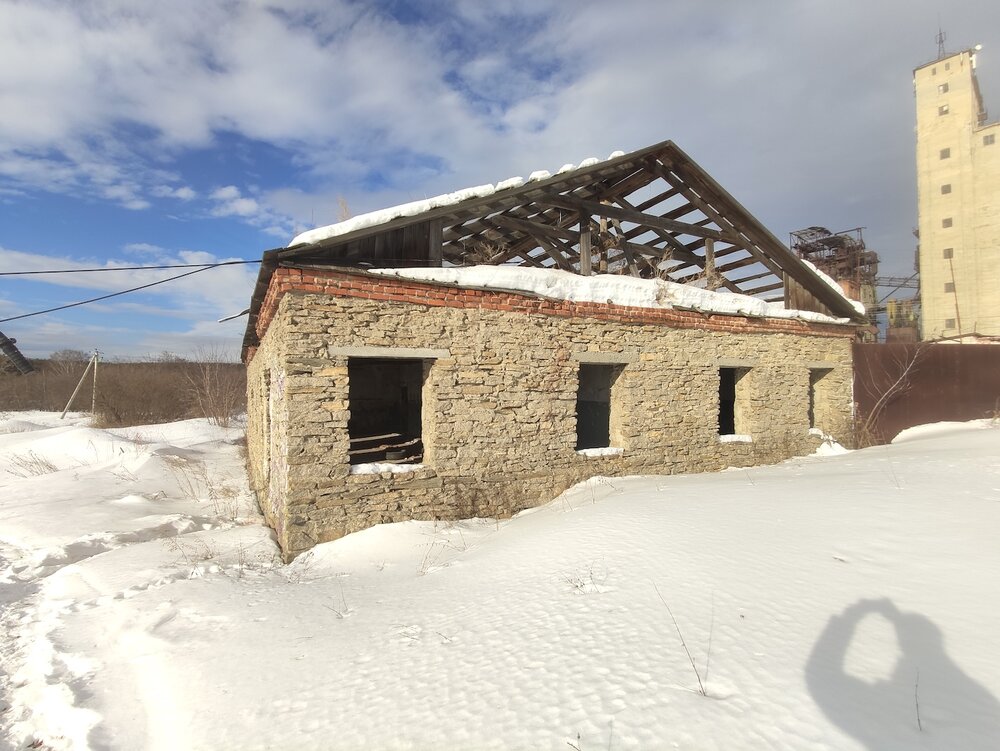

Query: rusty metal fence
[{"left": 853, "top": 342, "right": 1000, "bottom": 444}]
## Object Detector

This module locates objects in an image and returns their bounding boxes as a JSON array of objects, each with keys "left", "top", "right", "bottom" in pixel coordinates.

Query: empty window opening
[
  {"left": 942, "top": 217, "right": 953, "bottom": 228},
  {"left": 575, "top": 364, "right": 621, "bottom": 450},
  {"left": 939, "top": 104, "right": 950, "bottom": 115},
  {"left": 941, "top": 183, "right": 952, "bottom": 194},
  {"left": 940, "top": 148, "right": 951, "bottom": 159},
  {"left": 348, "top": 358, "right": 426, "bottom": 465},
  {"left": 938, "top": 82, "right": 949, "bottom": 93},
  {"left": 718, "top": 367, "right": 749, "bottom": 436},
  {"left": 944, "top": 282, "right": 955, "bottom": 293},
  {"left": 986, "top": 134, "right": 996, "bottom": 146},
  {"left": 945, "top": 318, "right": 957, "bottom": 329},
  {"left": 808, "top": 369, "right": 830, "bottom": 430},
  {"left": 943, "top": 247, "right": 954, "bottom": 259}
]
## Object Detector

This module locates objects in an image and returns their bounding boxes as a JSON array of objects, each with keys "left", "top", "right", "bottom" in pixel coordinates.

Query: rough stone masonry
[{"left": 245, "top": 267, "right": 855, "bottom": 559}]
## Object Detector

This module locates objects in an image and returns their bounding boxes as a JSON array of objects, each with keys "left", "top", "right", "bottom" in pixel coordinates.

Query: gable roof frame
[{"left": 244, "top": 140, "right": 863, "bottom": 359}]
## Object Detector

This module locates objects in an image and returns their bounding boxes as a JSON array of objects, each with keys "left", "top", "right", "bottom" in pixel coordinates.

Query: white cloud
[
  {"left": 1, "top": 0, "right": 999, "bottom": 273},
  {"left": 210, "top": 186, "right": 241, "bottom": 201},
  {"left": 123, "top": 243, "right": 166, "bottom": 255},
  {"left": 152, "top": 185, "right": 197, "bottom": 200}
]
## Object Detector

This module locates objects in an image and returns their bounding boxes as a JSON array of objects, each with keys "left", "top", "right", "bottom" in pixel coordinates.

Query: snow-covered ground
[{"left": 2, "top": 413, "right": 999, "bottom": 750}]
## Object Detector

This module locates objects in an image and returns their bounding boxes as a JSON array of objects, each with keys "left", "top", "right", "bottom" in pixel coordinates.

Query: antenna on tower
[{"left": 936, "top": 27, "right": 947, "bottom": 59}]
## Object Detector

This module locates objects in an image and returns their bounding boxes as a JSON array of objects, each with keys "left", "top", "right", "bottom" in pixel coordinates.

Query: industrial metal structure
[
  {"left": 0, "top": 330, "right": 34, "bottom": 374},
  {"left": 789, "top": 227, "right": 879, "bottom": 311}
]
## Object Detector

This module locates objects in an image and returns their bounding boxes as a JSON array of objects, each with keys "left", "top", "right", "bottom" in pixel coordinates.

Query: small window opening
[
  {"left": 985, "top": 134, "right": 996, "bottom": 146},
  {"left": 575, "top": 364, "right": 621, "bottom": 450},
  {"left": 945, "top": 318, "right": 956, "bottom": 329},
  {"left": 718, "top": 367, "right": 748, "bottom": 436},
  {"left": 941, "top": 183, "right": 952, "bottom": 194},
  {"left": 938, "top": 82, "right": 949, "bottom": 93},
  {"left": 944, "top": 282, "right": 955, "bottom": 293},
  {"left": 939, "top": 104, "right": 949, "bottom": 115},
  {"left": 348, "top": 358, "right": 426, "bottom": 465},
  {"left": 808, "top": 369, "right": 829, "bottom": 430},
  {"left": 942, "top": 217, "right": 953, "bottom": 228},
  {"left": 940, "top": 148, "right": 951, "bottom": 159},
  {"left": 943, "top": 247, "right": 954, "bottom": 259}
]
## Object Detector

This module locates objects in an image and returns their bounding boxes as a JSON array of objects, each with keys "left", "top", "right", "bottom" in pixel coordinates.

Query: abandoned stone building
[{"left": 242, "top": 140, "right": 864, "bottom": 559}]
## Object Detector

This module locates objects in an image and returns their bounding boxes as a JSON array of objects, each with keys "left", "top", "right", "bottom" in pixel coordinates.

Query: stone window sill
[
  {"left": 719, "top": 434, "right": 753, "bottom": 443},
  {"left": 576, "top": 447, "right": 624, "bottom": 458}
]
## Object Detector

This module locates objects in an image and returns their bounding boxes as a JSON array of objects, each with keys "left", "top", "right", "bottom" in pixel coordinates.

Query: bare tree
[
  {"left": 184, "top": 347, "right": 245, "bottom": 427},
  {"left": 853, "top": 343, "right": 929, "bottom": 447}
]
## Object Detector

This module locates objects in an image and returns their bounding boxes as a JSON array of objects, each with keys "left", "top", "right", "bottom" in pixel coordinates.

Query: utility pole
[{"left": 61, "top": 350, "right": 101, "bottom": 419}]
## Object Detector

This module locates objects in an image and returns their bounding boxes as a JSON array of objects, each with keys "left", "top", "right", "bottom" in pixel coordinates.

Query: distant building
[{"left": 914, "top": 46, "right": 1000, "bottom": 341}]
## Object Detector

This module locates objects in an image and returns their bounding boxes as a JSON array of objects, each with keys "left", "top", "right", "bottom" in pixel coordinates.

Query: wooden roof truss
[{"left": 245, "top": 141, "right": 860, "bottom": 356}]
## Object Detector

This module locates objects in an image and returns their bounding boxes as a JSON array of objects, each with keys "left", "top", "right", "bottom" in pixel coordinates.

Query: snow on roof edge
[
  {"left": 288, "top": 150, "right": 624, "bottom": 248},
  {"left": 368, "top": 266, "right": 854, "bottom": 326}
]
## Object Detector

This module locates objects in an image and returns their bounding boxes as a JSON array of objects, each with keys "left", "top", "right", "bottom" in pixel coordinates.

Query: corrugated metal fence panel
[{"left": 853, "top": 343, "right": 1000, "bottom": 443}]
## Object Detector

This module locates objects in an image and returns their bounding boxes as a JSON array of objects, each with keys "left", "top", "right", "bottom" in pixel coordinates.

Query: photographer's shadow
[{"left": 806, "top": 598, "right": 1000, "bottom": 749}]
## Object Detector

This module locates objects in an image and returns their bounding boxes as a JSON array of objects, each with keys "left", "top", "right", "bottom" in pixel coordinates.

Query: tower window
[
  {"left": 985, "top": 134, "right": 996, "bottom": 146},
  {"left": 945, "top": 318, "right": 956, "bottom": 329},
  {"left": 941, "top": 184, "right": 952, "bottom": 194},
  {"left": 938, "top": 104, "right": 949, "bottom": 115},
  {"left": 942, "top": 218, "right": 953, "bottom": 228},
  {"left": 940, "top": 148, "right": 951, "bottom": 159},
  {"left": 945, "top": 62, "right": 951, "bottom": 71},
  {"left": 944, "top": 282, "right": 955, "bottom": 293},
  {"left": 943, "top": 248, "right": 954, "bottom": 259},
  {"left": 938, "top": 83, "right": 949, "bottom": 93}
]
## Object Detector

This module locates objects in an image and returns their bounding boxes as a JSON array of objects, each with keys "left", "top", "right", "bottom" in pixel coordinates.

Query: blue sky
[{"left": 1, "top": 0, "right": 998, "bottom": 359}]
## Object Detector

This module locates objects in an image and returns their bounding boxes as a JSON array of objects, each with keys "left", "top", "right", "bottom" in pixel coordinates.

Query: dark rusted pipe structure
[{"left": 0, "top": 330, "right": 34, "bottom": 374}]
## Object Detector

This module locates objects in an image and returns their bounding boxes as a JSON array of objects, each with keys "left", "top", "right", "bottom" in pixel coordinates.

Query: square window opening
[
  {"left": 942, "top": 217, "right": 953, "bottom": 228},
  {"left": 943, "top": 247, "right": 954, "bottom": 259},
  {"left": 940, "top": 148, "right": 951, "bottom": 159},
  {"left": 985, "top": 134, "right": 996, "bottom": 146},
  {"left": 944, "top": 282, "right": 955, "bottom": 293},
  {"left": 945, "top": 318, "right": 956, "bottom": 329},
  {"left": 938, "top": 82, "right": 949, "bottom": 93},
  {"left": 575, "top": 363, "right": 622, "bottom": 450},
  {"left": 939, "top": 104, "right": 949, "bottom": 115},
  {"left": 348, "top": 358, "right": 427, "bottom": 465},
  {"left": 718, "top": 367, "right": 749, "bottom": 436},
  {"left": 941, "top": 183, "right": 952, "bottom": 194}
]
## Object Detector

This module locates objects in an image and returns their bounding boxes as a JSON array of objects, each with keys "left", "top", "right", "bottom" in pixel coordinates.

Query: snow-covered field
[{"left": 2, "top": 413, "right": 999, "bottom": 750}]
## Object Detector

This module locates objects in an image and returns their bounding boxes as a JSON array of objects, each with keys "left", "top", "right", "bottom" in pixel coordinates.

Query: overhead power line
[
  {"left": 0, "top": 259, "right": 260, "bottom": 276},
  {"left": 0, "top": 261, "right": 261, "bottom": 324}
]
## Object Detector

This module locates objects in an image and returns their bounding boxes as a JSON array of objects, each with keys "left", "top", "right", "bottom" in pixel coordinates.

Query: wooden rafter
[{"left": 536, "top": 193, "right": 737, "bottom": 244}]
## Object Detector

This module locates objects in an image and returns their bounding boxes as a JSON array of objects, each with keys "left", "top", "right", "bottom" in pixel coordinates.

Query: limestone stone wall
[{"left": 246, "top": 268, "right": 855, "bottom": 559}]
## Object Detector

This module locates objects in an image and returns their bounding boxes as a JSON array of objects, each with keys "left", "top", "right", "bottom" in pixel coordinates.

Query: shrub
[{"left": 0, "top": 357, "right": 246, "bottom": 427}]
